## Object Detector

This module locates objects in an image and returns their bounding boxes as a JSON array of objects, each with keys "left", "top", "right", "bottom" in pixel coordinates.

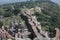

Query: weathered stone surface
[
  {"left": 55, "top": 28, "right": 60, "bottom": 40},
  {"left": 21, "top": 6, "right": 41, "bottom": 15}
]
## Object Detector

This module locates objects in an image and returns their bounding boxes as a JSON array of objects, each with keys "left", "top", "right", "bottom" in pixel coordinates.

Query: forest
[{"left": 0, "top": 0, "right": 60, "bottom": 31}]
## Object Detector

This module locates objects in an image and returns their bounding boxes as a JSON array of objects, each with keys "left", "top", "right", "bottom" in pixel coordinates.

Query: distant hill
[
  {"left": 0, "top": 0, "right": 60, "bottom": 5},
  {"left": 51, "top": 0, "right": 60, "bottom": 5}
]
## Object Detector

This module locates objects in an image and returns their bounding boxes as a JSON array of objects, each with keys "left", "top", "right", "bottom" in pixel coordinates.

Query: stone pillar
[
  {"left": 18, "top": 32, "right": 21, "bottom": 38},
  {"left": 55, "top": 28, "right": 60, "bottom": 40},
  {"left": 15, "top": 33, "right": 18, "bottom": 40}
]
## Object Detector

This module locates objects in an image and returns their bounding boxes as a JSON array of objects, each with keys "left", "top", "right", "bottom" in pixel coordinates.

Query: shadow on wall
[{"left": 20, "top": 14, "right": 36, "bottom": 40}]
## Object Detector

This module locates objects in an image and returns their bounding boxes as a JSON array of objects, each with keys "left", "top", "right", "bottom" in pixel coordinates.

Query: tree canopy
[{"left": 0, "top": 21, "right": 3, "bottom": 28}]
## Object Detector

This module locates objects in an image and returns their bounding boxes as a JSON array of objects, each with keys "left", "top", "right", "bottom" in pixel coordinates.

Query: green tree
[
  {"left": 0, "top": 21, "right": 3, "bottom": 28},
  {"left": 0, "top": 8, "right": 5, "bottom": 15},
  {"left": 13, "top": 8, "right": 20, "bottom": 15}
]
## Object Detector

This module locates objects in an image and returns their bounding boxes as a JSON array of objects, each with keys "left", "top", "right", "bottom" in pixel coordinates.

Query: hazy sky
[
  {"left": 51, "top": 0, "right": 60, "bottom": 4},
  {"left": 0, "top": 0, "right": 26, "bottom": 5},
  {"left": 0, "top": 0, "right": 60, "bottom": 5}
]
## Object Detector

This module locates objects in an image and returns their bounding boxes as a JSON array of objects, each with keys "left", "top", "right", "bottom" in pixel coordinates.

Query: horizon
[{"left": 0, "top": 0, "right": 60, "bottom": 5}]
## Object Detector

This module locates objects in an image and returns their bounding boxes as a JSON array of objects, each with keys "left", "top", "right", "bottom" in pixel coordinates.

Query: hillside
[
  {"left": 0, "top": 1, "right": 60, "bottom": 30},
  {"left": 0, "top": 1, "right": 60, "bottom": 40}
]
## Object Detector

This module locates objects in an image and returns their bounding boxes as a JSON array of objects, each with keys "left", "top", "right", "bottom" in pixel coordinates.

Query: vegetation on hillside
[
  {"left": 0, "top": 21, "right": 3, "bottom": 28},
  {"left": 0, "top": 0, "right": 60, "bottom": 30}
]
